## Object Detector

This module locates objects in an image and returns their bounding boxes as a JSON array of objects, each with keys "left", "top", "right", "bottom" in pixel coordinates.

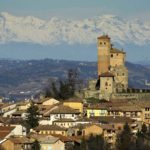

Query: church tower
[{"left": 97, "top": 35, "right": 111, "bottom": 76}]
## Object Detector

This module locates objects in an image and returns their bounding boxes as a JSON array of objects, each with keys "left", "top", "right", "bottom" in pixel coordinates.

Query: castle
[{"left": 83, "top": 35, "right": 150, "bottom": 100}]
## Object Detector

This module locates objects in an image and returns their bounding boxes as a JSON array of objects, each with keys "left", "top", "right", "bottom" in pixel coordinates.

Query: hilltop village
[{"left": 0, "top": 35, "right": 150, "bottom": 150}]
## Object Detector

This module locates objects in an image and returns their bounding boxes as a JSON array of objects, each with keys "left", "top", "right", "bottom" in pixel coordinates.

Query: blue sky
[{"left": 0, "top": 0, "right": 150, "bottom": 20}]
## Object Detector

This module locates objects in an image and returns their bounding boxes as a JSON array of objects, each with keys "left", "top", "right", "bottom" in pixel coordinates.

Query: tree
[
  {"left": 32, "top": 140, "right": 40, "bottom": 150},
  {"left": 25, "top": 101, "right": 39, "bottom": 133},
  {"left": 44, "top": 69, "right": 81, "bottom": 100},
  {"left": 116, "top": 123, "right": 132, "bottom": 150},
  {"left": 87, "top": 134, "right": 106, "bottom": 150},
  {"left": 75, "top": 134, "right": 109, "bottom": 150},
  {"left": 141, "top": 123, "right": 147, "bottom": 134},
  {"left": 80, "top": 137, "right": 88, "bottom": 150}
]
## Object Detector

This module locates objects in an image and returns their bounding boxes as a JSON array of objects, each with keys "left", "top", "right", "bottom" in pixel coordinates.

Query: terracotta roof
[
  {"left": 0, "top": 126, "right": 15, "bottom": 131},
  {"left": 72, "top": 123, "right": 102, "bottom": 130},
  {"left": 5, "top": 118, "right": 24, "bottom": 125},
  {"left": 76, "top": 117, "right": 94, "bottom": 122},
  {"left": 134, "top": 101, "right": 150, "bottom": 108},
  {"left": 100, "top": 124, "right": 115, "bottom": 131},
  {"left": 0, "top": 132, "right": 12, "bottom": 140},
  {"left": 1, "top": 103, "right": 16, "bottom": 109},
  {"left": 107, "top": 106, "right": 121, "bottom": 111},
  {"left": 51, "top": 134, "right": 81, "bottom": 143},
  {"left": 99, "top": 72, "right": 114, "bottom": 77},
  {"left": 50, "top": 105, "right": 80, "bottom": 114},
  {"left": 36, "top": 98, "right": 59, "bottom": 104},
  {"left": 37, "top": 135, "right": 60, "bottom": 144},
  {"left": 17, "top": 100, "right": 30, "bottom": 106},
  {"left": 8, "top": 137, "right": 33, "bottom": 144},
  {"left": 87, "top": 104, "right": 107, "bottom": 110},
  {"left": 97, "top": 35, "right": 110, "bottom": 39},
  {"left": 0, "top": 117, "right": 10, "bottom": 124},
  {"left": 0, "top": 126, "right": 15, "bottom": 139},
  {"left": 35, "top": 125, "right": 67, "bottom": 131},
  {"left": 63, "top": 98, "right": 83, "bottom": 103},
  {"left": 118, "top": 106, "right": 141, "bottom": 112},
  {"left": 91, "top": 116, "right": 135, "bottom": 124},
  {"left": 110, "top": 48, "right": 125, "bottom": 54},
  {"left": 53, "top": 118, "right": 75, "bottom": 122},
  {"left": 38, "top": 105, "right": 56, "bottom": 115}
]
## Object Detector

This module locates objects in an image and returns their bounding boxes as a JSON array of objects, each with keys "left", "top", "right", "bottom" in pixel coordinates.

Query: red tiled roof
[
  {"left": 0, "top": 126, "right": 15, "bottom": 139},
  {"left": 49, "top": 105, "right": 80, "bottom": 114},
  {"left": 34, "top": 125, "right": 67, "bottom": 131}
]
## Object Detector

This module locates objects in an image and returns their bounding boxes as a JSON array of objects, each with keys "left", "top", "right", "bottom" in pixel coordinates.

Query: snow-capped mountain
[{"left": 0, "top": 12, "right": 150, "bottom": 45}]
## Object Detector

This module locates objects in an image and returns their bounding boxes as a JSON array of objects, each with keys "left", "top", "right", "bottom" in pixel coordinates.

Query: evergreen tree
[
  {"left": 87, "top": 134, "right": 106, "bottom": 150},
  {"left": 43, "top": 69, "right": 81, "bottom": 100},
  {"left": 147, "top": 125, "right": 150, "bottom": 136},
  {"left": 116, "top": 123, "right": 132, "bottom": 150},
  {"left": 59, "top": 80, "right": 71, "bottom": 100},
  {"left": 80, "top": 138, "right": 88, "bottom": 150},
  {"left": 141, "top": 123, "right": 147, "bottom": 134},
  {"left": 25, "top": 101, "right": 39, "bottom": 133},
  {"left": 32, "top": 140, "right": 40, "bottom": 150},
  {"left": 51, "top": 82, "right": 60, "bottom": 99},
  {"left": 77, "top": 135, "right": 109, "bottom": 150}
]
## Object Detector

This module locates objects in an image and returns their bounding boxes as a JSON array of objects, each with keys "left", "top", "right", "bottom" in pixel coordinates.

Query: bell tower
[{"left": 97, "top": 35, "right": 111, "bottom": 76}]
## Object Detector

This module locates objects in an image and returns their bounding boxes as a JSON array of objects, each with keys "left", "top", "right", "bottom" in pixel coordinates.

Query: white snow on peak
[{"left": 0, "top": 12, "right": 150, "bottom": 45}]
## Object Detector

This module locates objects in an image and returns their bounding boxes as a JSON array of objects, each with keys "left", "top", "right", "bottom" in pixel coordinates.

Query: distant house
[
  {"left": 63, "top": 98, "right": 83, "bottom": 113},
  {"left": 136, "top": 101, "right": 150, "bottom": 124},
  {"left": 4, "top": 118, "right": 27, "bottom": 136},
  {"left": 86, "top": 104, "right": 108, "bottom": 118},
  {"left": 44, "top": 105, "right": 81, "bottom": 124},
  {"left": 0, "top": 124, "right": 26, "bottom": 141},
  {"left": 91, "top": 116, "right": 138, "bottom": 134},
  {"left": 34, "top": 125, "right": 67, "bottom": 136},
  {"left": 36, "top": 98, "right": 59, "bottom": 106},
  {"left": 17, "top": 100, "right": 31, "bottom": 110},
  {"left": 53, "top": 118, "right": 76, "bottom": 128},
  {"left": 11, "top": 110, "right": 27, "bottom": 119},
  {"left": 36, "top": 135, "right": 65, "bottom": 150},
  {"left": 82, "top": 124, "right": 103, "bottom": 136},
  {"left": 0, "top": 126, "right": 15, "bottom": 141},
  {"left": 0, "top": 136, "right": 33, "bottom": 150},
  {"left": 0, "top": 103, "right": 17, "bottom": 117}
]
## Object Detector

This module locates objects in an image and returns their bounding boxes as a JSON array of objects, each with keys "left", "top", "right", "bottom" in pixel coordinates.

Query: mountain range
[
  {"left": 0, "top": 12, "right": 150, "bottom": 46},
  {"left": 0, "top": 59, "right": 150, "bottom": 100}
]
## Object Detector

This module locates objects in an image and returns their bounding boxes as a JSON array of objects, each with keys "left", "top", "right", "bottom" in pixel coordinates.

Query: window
[
  {"left": 145, "top": 108, "right": 150, "bottom": 111},
  {"left": 111, "top": 54, "right": 113, "bottom": 58},
  {"left": 104, "top": 42, "right": 106, "bottom": 45}
]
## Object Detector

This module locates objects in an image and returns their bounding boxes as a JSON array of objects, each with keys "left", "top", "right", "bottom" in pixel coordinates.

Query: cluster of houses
[{"left": 0, "top": 97, "right": 150, "bottom": 150}]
